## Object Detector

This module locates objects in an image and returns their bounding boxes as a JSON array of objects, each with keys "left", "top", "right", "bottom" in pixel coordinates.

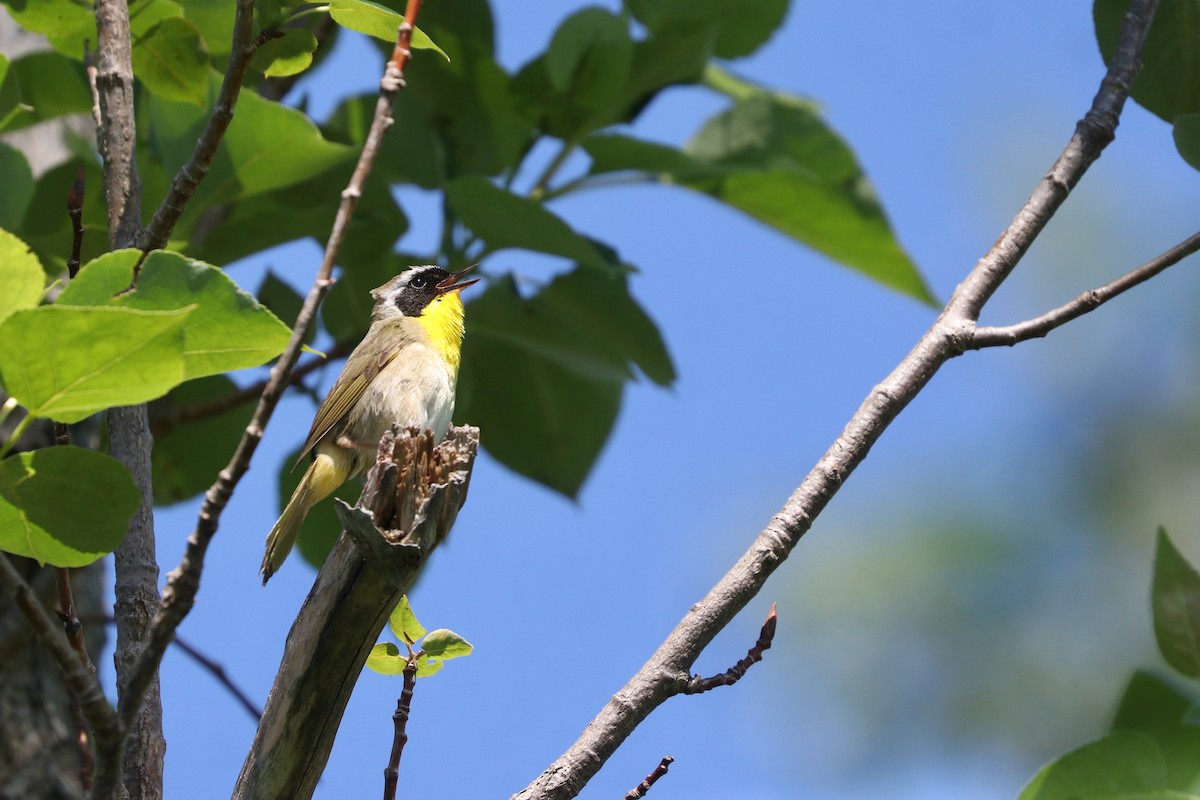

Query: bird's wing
[{"left": 292, "top": 334, "right": 406, "bottom": 468}]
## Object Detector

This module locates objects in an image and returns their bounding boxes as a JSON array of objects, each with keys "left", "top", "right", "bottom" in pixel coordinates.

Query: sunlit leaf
[
  {"left": 0, "top": 227, "right": 44, "bottom": 325},
  {"left": 1112, "top": 670, "right": 1200, "bottom": 792},
  {"left": 250, "top": 28, "right": 319, "bottom": 77},
  {"left": 327, "top": 0, "right": 448, "bottom": 59},
  {"left": 421, "top": 628, "right": 472, "bottom": 660},
  {"left": 0, "top": 447, "right": 138, "bottom": 567},
  {"left": 388, "top": 595, "right": 426, "bottom": 645},
  {"left": 0, "top": 305, "right": 191, "bottom": 423},
  {"left": 58, "top": 250, "right": 292, "bottom": 380},
  {"left": 365, "top": 642, "right": 408, "bottom": 675}
]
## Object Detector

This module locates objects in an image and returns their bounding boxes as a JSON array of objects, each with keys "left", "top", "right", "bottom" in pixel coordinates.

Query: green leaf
[
  {"left": 1153, "top": 528, "right": 1200, "bottom": 678},
  {"left": 1017, "top": 731, "right": 1179, "bottom": 800},
  {"left": 584, "top": 133, "right": 710, "bottom": 176},
  {"left": 132, "top": 16, "right": 211, "bottom": 107},
  {"left": 388, "top": 595, "right": 426, "bottom": 645},
  {"left": 365, "top": 642, "right": 408, "bottom": 675},
  {"left": 542, "top": 7, "right": 632, "bottom": 132},
  {"left": 144, "top": 72, "right": 355, "bottom": 207},
  {"left": 57, "top": 250, "right": 292, "bottom": 380},
  {"left": 250, "top": 28, "right": 319, "bottom": 77},
  {"left": 0, "top": 447, "right": 138, "bottom": 567},
  {"left": 1112, "top": 671, "right": 1200, "bottom": 792},
  {"left": 1095, "top": 0, "right": 1200, "bottom": 123},
  {"left": 421, "top": 628, "right": 473, "bottom": 660},
  {"left": 446, "top": 177, "right": 609, "bottom": 268},
  {"left": 684, "top": 73, "right": 930, "bottom": 303},
  {"left": 0, "top": 0, "right": 94, "bottom": 59},
  {"left": 184, "top": 0, "right": 237, "bottom": 62},
  {"left": 0, "top": 147, "right": 34, "bottom": 231},
  {"left": 626, "top": 0, "right": 787, "bottom": 59},
  {"left": 1174, "top": 114, "right": 1200, "bottom": 172},
  {"left": 326, "top": 0, "right": 448, "bottom": 59},
  {"left": 0, "top": 305, "right": 191, "bottom": 423},
  {"left": 150, "top": 376, "right": 256, "bottom": 505},
  {"left": 323, "top": 92, "right": 443, "bottom": 188},
  {"left": 1, "top": 51, "right": 90, "bottom": 133},
  {"left": 456, "top": 276, "right": 622, "bottom": 497},
  {"left": 0, "top": 227, "right": 45, "bottom": 325}
]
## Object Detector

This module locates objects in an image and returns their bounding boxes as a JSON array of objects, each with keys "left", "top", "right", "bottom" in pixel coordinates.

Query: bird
[{"left": 260, "top": 264, "right": 477, "bottom": 584}]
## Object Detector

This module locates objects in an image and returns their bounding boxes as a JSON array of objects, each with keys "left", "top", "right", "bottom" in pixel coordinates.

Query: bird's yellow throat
[{"left": 416, "top": 291, "right": 467, "bottom": 373}]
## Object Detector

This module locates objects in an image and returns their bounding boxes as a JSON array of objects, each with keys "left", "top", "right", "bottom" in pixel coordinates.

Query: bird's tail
[{"left": 261, "top": 451, "right": 346, "bottom": 584}]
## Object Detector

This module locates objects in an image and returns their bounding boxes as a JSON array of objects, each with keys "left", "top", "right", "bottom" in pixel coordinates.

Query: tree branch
[
  {"left": 624, "top": 757, "right": 674, "bottom": 800},
  {"left": 382, "top": 661, "right": 418, "bottom": 800},
  {"left": 510, "top": 2, "right": 1161, "bottom": 797},
  {"left": 972, "top": 230, "right": 1200, "bottom": 348}
]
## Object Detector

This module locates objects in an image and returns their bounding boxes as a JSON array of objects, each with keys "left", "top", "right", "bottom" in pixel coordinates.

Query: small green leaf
[
  {"left": 0, "top": 147, "right": 34, "bottom": 232},
  {"left": 132, "top": 16, "right": 211, "bottom": 107},
  {"left": 0, "top": 228, "right": 45, "bottom": 326},
  {"left": 1017, "top": 731, "right": 1174, "bottom": 800},
  {"left": 0, "top": 447, "right": 138, "bottom": 567},
  {"left": 0, "top": 305, "right": 191, "bottom": 424},
  {"left": 421, "top": 628, "right": 473, "bottom": 660},
  {"left": 150, "top": 376, "right": 256, "bottom": 505},
  {"left": 1174, "top": 114, "right": 1200, "bottom": 172},
  {"left": 327, "top": 0, "right": 448, "bottom": 59},
  {"left": 446, "top": 177, "right": 609, "bottom": 268},
  {"left": 1095, "top": 0, "right": 1200, "bottom": 123},
  {"left": 58, "top": 250, "right": 293, "bottom": 380},
  {"left": 365, "top": 642, "right": 408, "bottom": 675},
  {"left": 388, "top": 596, "right": 427, "bottom": 645},
  {"left": 1152, "top": 528, "right": 1200, "bottom": 678},
  {"left": 456, "top": 276, "right": 623, "bottom": 497},
  {"left": 250, "top": 29, "right": 319, "bottom": 77}
]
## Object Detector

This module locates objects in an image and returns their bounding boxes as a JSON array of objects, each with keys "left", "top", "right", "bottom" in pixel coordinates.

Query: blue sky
[{"left": 114, "top": 2, "right": 1200, "bottom": 798}]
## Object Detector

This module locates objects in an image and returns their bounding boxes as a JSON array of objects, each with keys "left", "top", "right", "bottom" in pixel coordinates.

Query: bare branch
[
  {"left": 511, "top": 2, "right": 1161, "bottom": 797},
  {"left": 682, "top": 603, "right": 777, "bottom": 695},
  {"left": 972, "top": 230, "right": 1200, "bottom": 348},
  {"left": 382, "top": 661, "right": 418, "bottom": 800},
  {"left": 624, "top": 757, "right": 674, "bottom": 800},
  {"left": 171, "top": 635, "right": 263, "bottom": 721}
]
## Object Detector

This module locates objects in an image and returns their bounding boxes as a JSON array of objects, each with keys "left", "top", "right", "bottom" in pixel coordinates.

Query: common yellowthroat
[{"left": 261, "top": 264, "right": 478, "bottom": 584}]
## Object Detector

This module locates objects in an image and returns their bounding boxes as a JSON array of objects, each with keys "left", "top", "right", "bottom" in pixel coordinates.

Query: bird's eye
[{"left": 410, "top": 274, "right": 429, "bottom": 289}]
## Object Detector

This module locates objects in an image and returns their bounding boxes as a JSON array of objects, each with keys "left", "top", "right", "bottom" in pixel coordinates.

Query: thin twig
[
  {"left": 511, "top": 2, "right": 1160, "bottom": 797},
  {"left": 138, "top": 0, "right": 257, "bottom": 251},
  {"left": 972, "top": 230, "right": 1200, "bottom": 348},
  {"left": 120, "top": 0, "right": 428, "bottom": 781},
  {"left": 624, "top": 757, "right": 674, "bottom": 800},
  {"left": 67, "top": 165, "right": 85, "bottom": 278},
  {"left": 67, "top": 692, "right": 95, "bottom": 792},
  {"left": 682, "top": 603, "right": 777, "bottom": 695},
  {"left": 54, "top": 569, "right": 95, "bottom": 675},
  {"left": 382, "top": 661, "right": 418, "bottom": 800},
  {"left": 171, "top": 635, "right": 263, "bottom": 721}
]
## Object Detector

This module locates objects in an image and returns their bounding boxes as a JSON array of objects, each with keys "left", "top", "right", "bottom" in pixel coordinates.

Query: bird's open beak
[{"left": 436, "top": 263, "right": 479, "bottom": 295}]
